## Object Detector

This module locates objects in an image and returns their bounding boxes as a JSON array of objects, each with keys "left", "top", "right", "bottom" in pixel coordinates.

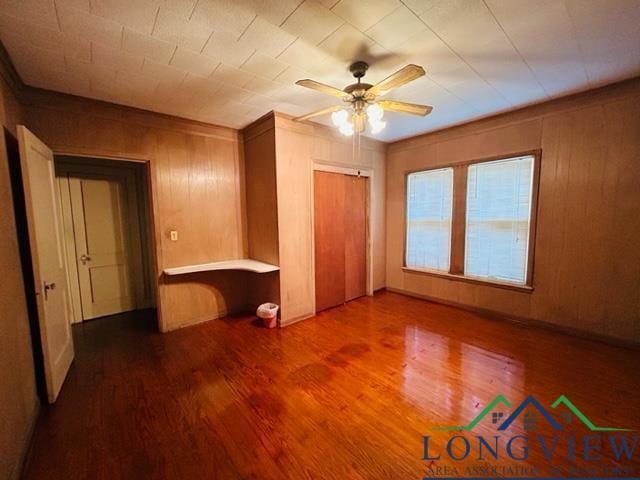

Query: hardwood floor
[{"left": 22, "top": 292, "right": 640, "bottom": 479}]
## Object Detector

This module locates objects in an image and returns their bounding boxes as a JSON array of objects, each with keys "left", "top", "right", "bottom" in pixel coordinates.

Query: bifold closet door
[
  {"left": 314, "top": 171, "right": 367, "bottom": 313},
  {"left": 344, "top": 175, "right": 367, "bottom": 301},
  {"left": 314, "top": 171, "right": 346, "bottom": 312}
]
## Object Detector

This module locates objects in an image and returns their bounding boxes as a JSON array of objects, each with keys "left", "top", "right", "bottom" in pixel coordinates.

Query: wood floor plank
[{"left": 22, "top": 293, "right": 640, "bottom": 479}]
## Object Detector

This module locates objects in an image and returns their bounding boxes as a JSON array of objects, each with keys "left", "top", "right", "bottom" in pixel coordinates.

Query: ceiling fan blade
[
  {"left": 365, "top": 64, "right": 426, "bottom": 99},
  {"left": 378, "top": 100, "right": 433, "bottom": 116},
  {"left": 294, "top": 104, "right": 344, "bottom": 122},
  {"left": 295, "top": 79, "right": 350, "bottom": 99}
]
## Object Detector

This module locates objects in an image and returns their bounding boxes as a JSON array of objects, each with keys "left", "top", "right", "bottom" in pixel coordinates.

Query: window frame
[
  {"left": 404, "top": 166, "right": 454, "bottom": 274},
  {"left": 402, "top": 149, "right": 542, "bottom": 293}
]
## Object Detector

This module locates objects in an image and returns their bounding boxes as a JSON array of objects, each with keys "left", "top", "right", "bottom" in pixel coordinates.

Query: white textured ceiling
[{"left": 1, "top": 0, "right": 639, "bottom": 141}]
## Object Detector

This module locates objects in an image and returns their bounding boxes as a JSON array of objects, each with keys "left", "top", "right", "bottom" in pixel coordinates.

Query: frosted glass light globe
[
  {"left": 331, "top": 109, "right": 349, "bottom": 127},
  {"left": 370, "top": 120, "right": 386, "bottom": 134},
  {"left": 366, "top": 103, "right": 384, "bottom": 121},
  {"left": 338, "top": 123, "right": 354, "bottom": 136}
]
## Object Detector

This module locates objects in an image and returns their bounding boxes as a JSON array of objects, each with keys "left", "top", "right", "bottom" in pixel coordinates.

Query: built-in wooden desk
[{"left": 163, "top": 259, "right": 279, "bottom": 276}]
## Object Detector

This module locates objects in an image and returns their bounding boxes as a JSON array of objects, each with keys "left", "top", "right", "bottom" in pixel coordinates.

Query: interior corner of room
[{"left": 0, "top": 1, "right": 639, "bottom": 478}]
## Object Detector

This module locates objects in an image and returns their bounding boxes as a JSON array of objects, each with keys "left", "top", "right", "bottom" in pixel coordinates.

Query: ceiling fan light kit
[{"left": 294, "top": 61, "right": 432, "bottom": 136}]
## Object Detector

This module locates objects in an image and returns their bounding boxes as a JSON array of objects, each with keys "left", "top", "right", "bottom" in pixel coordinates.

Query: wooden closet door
[
  {"left": 345, "top": 176, "right": 367, "bottom": 301},
  {"left": 314, "top": 171, "right": 345, "bottom": 311}
]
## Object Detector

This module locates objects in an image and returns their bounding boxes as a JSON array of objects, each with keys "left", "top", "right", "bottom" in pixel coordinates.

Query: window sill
[{"left": 401, "top": 267, "right": 534, "bottom": 293}]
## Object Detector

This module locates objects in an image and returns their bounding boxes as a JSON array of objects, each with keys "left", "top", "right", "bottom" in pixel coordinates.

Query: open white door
[{"left": 17, "top": 125, "right": 74, "bottom": 403}]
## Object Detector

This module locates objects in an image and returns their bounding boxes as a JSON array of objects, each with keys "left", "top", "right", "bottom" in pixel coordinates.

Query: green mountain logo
[
  {"left": 433, "top": 394, "right": 633, "bottom": 432},
  {"left": 552, "top": 395, "right": 632, "bottom": 432}
]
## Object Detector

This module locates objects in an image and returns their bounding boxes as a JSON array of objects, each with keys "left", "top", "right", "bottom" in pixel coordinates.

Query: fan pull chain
[
  {"left": 352, "top": 130, "right": 356, "bottom": 164},
  {"left": 352, "top": 130, "right": 362, "bottom": 166}
]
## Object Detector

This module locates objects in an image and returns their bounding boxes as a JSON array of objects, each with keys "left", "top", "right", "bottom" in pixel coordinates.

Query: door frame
[
  {"left": 49, "top": 150, "right": 161, "bottom": 330},
  {"left": 311, "top": 161, "right": 374, "bottom": 315},
  {"left": 57, "top": 170, "right": 150, "bottom": 321}
]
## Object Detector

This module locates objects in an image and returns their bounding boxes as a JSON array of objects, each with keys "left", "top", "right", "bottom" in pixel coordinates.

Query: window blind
[
  {"left": 405, "top": 168, "right": 453, "bottom": 271},
  {"left": 464, "top": 155, "right": 534, "bottom": 284}
]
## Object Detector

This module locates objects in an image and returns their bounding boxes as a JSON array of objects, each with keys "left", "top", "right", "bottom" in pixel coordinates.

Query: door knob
[{"left": 79, "top": 254, "right": 92, "bottom": 264}]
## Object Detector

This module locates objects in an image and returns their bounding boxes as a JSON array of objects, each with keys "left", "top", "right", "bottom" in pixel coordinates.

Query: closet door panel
[
  {"left": 345, "top": 176, "right": 367, "bottom": 301},
  {"left": 314, "top": 171, "right": 346, "bottom": 312}
]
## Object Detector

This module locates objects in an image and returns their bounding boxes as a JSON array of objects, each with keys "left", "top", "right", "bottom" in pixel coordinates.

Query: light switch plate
[{"left": 170, "top": 230, "right": 178, "bottom": 241}]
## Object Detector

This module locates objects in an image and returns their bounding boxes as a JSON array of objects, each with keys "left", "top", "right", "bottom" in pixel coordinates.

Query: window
[
  {"left": 403, "top": 151, "right": 539, "bottom": 290},
  {"left": 405, "top": 168, "right": 453, "bottom": 271},
  {"left": 465, "top": 155, "right": 534, "bottom": 285}
]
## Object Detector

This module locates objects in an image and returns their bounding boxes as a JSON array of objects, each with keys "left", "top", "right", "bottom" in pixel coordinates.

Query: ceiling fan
[{"left": 294, "top": 61, "right": 432, "bottom": 136}]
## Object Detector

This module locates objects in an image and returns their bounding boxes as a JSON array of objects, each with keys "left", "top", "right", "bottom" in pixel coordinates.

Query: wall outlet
[{"left": 170, "top": 230, "right": 178, "bottom": 241}]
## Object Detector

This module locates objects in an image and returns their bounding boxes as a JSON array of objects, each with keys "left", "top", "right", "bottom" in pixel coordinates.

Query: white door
[
  {"left": 17, "top": 125, "right": 74, "bottom": 403},
  {"left": 69, "top": 177, "right": 136, "bottom": 319}
]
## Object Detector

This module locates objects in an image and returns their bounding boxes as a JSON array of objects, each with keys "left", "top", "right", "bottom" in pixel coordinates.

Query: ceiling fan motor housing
[{"left": 344, "top": 82, "right": 373, "bottom": 96}]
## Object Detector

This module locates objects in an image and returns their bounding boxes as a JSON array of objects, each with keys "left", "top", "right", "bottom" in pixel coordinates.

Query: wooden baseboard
[
  {"left": 386, "top": 287, "right": 639, "bottom": 350},
  {"left": 280, "top": 312, "right": 314, "bottom": 328},
  {"left": 280, "top": 290, "right": 389, "bottom": 328}
]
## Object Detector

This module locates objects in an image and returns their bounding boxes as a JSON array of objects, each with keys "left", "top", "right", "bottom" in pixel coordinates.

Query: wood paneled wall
[
  {"left": 272, "top": 117, "right": 315, "bottom": 323},
  {"left": 21, "top": 89, "right": 247, "bottom": 331},
  {"left": 0, "top": 69, "right": 39, "bottom": 479},
  {"left": 386, "top": 78, "right": 640, "bottom": 343},
  {"left": 243, "top": 115, "right": 279, "bottom": 266},
  {"left": 242, "top": 115, "right": 280, "bottom": 310},
  {"left": 272, "top": 114, "right": 386, "bottom": 325}
]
